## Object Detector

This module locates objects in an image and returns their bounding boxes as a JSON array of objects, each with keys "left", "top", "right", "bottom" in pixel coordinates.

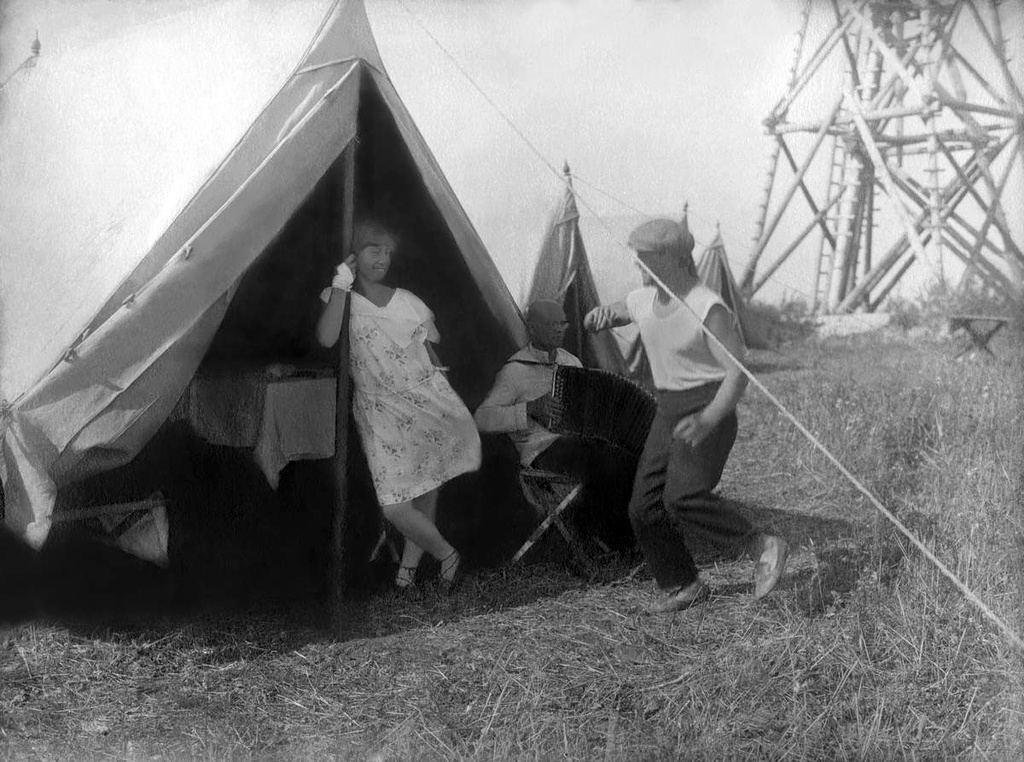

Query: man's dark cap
[{"left": 628, "top": 218, "right": 695, "bottom": 258}]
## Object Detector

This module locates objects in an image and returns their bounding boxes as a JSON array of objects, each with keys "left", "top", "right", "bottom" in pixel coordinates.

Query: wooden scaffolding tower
[{"left": 740, "top": 0, "right": 1024, "bottom": 313}]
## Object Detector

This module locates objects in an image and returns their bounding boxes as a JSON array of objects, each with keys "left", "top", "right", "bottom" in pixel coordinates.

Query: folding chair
[{"left": 511, "top": 466, "right": 595, "bottom": 574}]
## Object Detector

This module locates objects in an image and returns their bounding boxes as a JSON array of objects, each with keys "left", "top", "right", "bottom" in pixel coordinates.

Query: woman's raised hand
[{"left": 331, "top": 256, "right": 357, "bottom": 291}]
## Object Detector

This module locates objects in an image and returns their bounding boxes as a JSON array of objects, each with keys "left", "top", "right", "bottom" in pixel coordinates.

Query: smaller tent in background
[
  {"left": 696, "top": 224, "right": 770, "bottom": 349},
  {"left": 524, "top": 166, "right": 652, "bottom": 387}
]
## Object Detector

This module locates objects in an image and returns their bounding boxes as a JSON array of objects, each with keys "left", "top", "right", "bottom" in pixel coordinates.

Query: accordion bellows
[{"left": 548, "top": 365, "right": 657, "bottom": 457}]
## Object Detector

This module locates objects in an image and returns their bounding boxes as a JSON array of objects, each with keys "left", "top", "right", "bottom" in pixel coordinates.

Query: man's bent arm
[{"left": 474, "top": 365, "right": 531, "bottom": 433}]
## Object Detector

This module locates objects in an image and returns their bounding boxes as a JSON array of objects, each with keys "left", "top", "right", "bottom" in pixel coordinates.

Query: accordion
[{"left": 548, "top": 365, "right": 657, "bottom": 457}]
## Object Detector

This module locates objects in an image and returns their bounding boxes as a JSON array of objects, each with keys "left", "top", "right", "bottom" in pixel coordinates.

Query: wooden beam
[
  {"left": 750, "top": 191, "right": 843, "bottom": 295},
  {"left": 812, "top": 134, "right": 843, "bottom": 309},
  {"left": 936, "top": 95, "right": 1018, "bottom": 121},
  {"left": 848, "top": 5, "right": 929, "bottom": 104},
  {"left": 756, "top": 96, "right": 843, "bottom": 254},
  {"left": 888, "top": 141, "right": 1021, "bottom": 270},
  {"left": 772, "top": 103, "right": 928, "bottom": 134},
  {"left": 935, "top": 136, "right": 1010, "bottom": 252},
  {"left": 847, "top": 90, "right": 936, "bottom": 277},
  {"left": 744, "top": 97, "right": 842, "bottom": 290},
  {"left": 958, "top": 138, "right": 1024, "bottom": 286},
  {"left": 770, "top": 8, "right": 858, "bottom": 120},
  {"left": 968, "top": 0, "right": 1024, "bottom": 108},
  {"left": 839, "top": 132, "right": 1016, "bottom": 310},
  {"left": 867, "top": 35, "right": 925, "bottom": 111},
  {"left": 834, "top": 131, "right": 998, "bottom": 312},
  {"left": 834, "top": 176, "right": 869, "bottom": 302},
  {"left": 942, "top": 225, "right": 1019, "bottom": 299},
  {"left": 861, "top": 179, "right": 874, "bottom": 277},
  {"left": 946, "top": 212, "right": 1019, "bottom": 266},
  {"left": 935, "top": 88, "right": 1024, "bottom": 264},
  {"left": 868, "top": 254, "right": 916, "bottom": 312},
  {"left": 873, "top": 131, "right": 975, "bottom": 147},
  {"left": 744, "top": 140, "right": 782, "bottom": 291},
  {"left": 744, "top": 3, "right": 811, "bottom": 292},
  {"left": 832, "top": 0, "right": 861, "bottom": 92},
  {"left": 933, "top": 0, "right": 964, "bottom": 95},
  {"left": 896, "top": 158, "right": 1013, "bottom": 267},
  {"left": 777, "top": 136, "right": 838, "bottom": 250},
  {"left": 947, "top": 44, "right": 1011, "bottom": 110}
]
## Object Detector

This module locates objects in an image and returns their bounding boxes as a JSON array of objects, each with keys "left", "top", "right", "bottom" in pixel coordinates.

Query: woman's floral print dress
[{"left": 348, "top": 289, "right": 480, "bottom": 505}]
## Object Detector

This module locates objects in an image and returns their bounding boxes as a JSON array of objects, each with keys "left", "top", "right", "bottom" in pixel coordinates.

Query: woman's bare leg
[
  {"left": 411, "top": 490, "right": 459, "bottom": 582},
  {"left": 382, "top": 495, "right": 453, "bottom": 563}
]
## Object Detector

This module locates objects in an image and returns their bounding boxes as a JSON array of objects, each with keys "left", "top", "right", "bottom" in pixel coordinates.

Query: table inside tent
[{"left": 169, "top": 365, "right": 337, "bottom": 488}]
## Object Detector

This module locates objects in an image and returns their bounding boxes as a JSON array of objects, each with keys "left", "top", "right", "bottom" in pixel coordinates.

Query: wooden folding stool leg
[{"left": 512, "top": 468, "right": 592, "bottom": 574}]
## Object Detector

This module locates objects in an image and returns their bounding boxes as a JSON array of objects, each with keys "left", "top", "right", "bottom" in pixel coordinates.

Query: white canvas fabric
[
  {"left": 1, "top": 0, "right": 526, "bottom": 547},
  {"left": 0, "top": 0, "right": 337, "bottom": 402}
]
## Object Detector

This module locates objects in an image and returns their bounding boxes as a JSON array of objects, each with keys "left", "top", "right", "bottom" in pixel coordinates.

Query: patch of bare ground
[{"left": 2, "top": 332, "right": 1022, "bottom": 760}]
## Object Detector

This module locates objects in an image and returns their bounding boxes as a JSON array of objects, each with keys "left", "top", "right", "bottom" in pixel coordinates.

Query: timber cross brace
[{"left": 742, "top": 0, "right": 1024, "bottom": 315}]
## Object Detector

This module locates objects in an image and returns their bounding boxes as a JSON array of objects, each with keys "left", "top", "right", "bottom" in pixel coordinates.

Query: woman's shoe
[
  {"left": 438, "top": 550, "right": 462, "bottom": 595},
  {"left": 647, "top": 581, "right": 711, "bottom": 614},
  {"left": 395, "top": 565, "right": 419, "bottom": 597}
]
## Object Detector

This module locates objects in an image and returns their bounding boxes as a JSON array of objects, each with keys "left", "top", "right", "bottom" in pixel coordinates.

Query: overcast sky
[{"left": 1, "top": 0, "right": 1021, "bottom": 394}]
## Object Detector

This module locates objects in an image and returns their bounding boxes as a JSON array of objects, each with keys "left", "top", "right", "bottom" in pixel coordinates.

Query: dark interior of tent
[{"left": 3, "top": 71, "right": 537, "bottom": 621}]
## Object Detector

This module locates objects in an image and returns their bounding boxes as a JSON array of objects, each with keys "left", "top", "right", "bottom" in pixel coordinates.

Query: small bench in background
[{"left": 948, "top": 314, "right": 1012, "bottom": 359}]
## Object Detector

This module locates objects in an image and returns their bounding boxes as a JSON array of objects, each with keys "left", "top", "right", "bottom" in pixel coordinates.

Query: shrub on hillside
[
  {"left": 748, "top": 297, "right": 818, "bottom": 348},
  {"left": 884, "top": 296, "right": 924, "bottom": 331}
]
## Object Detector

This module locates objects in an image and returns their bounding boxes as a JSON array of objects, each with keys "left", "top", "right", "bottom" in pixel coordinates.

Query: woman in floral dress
[{"left": 317, "top": 221, "right": 479, "bottom": 592}]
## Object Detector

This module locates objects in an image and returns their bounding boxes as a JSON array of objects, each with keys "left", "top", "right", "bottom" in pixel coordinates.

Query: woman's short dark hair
[{"left": 351, "top": 219, "right": 400, "bottom": 253}]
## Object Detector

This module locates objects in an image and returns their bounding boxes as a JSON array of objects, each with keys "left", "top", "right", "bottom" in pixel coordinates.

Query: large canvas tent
[{"left": 0, "top": 0, "right": 528, "bottom": 566}]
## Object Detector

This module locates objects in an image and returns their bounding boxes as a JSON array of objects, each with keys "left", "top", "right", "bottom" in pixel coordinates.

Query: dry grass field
[{"left": 2, "top": 322, "right": 1022, "bottom": 761}]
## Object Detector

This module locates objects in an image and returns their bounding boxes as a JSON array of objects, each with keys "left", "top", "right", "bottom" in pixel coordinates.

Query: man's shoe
[
  {"left": 647, "top": 581, "right": 711, "bottom": 614},
  {"left": 753, "top": 535, "right": 789, "bottom": 599}
]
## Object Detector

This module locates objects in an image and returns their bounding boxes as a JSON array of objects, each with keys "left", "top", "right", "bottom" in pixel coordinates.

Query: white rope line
[{"left": 395, "top": 0, "right": 1024, "bottom": 652}]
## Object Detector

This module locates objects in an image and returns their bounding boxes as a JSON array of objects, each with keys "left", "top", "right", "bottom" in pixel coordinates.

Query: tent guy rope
[{"left": 395, "top": 0, "right": 1024, "bottom": 654}]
